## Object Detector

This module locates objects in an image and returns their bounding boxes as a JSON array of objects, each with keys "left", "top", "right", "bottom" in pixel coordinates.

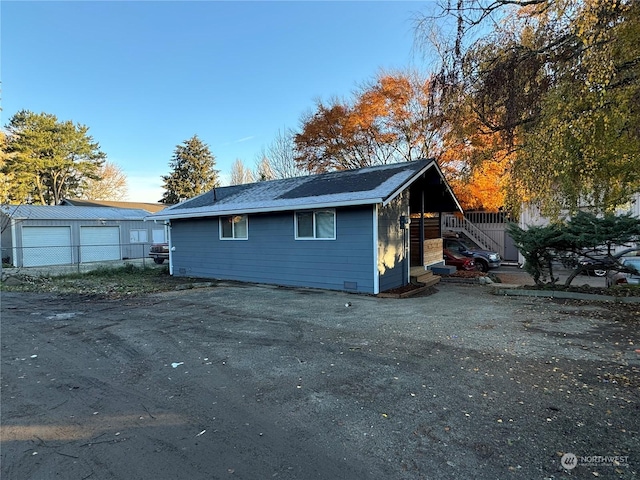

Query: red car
[{"left": 443, "top": 248, "right": 477, "bottom": 271}]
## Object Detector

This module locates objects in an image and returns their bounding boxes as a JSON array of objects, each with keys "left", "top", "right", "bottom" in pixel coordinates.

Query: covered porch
[{"left": 406, "top": 165, "right": 462, "bottom": 269}]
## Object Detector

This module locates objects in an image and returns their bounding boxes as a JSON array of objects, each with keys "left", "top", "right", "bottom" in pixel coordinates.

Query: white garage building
[{"left": 1, "top": 205, "right": 167, "bottom": 268}]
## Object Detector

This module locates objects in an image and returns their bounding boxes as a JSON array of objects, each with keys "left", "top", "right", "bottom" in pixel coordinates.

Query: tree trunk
[{"left": 564, "top": 266, "right": 586, "bottom": 287}]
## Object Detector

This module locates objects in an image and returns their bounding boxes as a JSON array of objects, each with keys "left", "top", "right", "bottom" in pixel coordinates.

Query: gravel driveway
[{"left": 1, "top": 281, "right": 638, "bottom": 479}]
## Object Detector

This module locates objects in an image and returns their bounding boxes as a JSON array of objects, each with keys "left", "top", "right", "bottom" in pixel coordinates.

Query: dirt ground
[{"left": 1, "top": 280, "right": 638, "bottom": 479}]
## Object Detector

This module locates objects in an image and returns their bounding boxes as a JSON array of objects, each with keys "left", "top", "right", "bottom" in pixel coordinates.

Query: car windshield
[
  {"left": 622, "top": 258, "right": 640, "bottom": 271},
  {"left": 459, "top": 240, "right": 481, "bottom": 250}
]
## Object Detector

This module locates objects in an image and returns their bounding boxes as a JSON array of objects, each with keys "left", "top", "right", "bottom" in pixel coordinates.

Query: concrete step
[{"left": 430, "top": 265, "right": 457, "bottom": 275}]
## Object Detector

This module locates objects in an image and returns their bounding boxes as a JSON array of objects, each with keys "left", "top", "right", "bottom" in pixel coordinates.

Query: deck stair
[
  {"left": 441, "top": 213, "right": 501, "bottom": 253},
  {"left": 410, "top": 267, "right": 441, "bottom": 287}
]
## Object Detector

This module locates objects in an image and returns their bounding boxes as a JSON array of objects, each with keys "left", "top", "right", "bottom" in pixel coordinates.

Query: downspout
[
  {"left": 420, "top": 191, "right": 425, "bottom": 266},
  {"left": 167, "top": 221, "right": 173, "bottom": 276}
]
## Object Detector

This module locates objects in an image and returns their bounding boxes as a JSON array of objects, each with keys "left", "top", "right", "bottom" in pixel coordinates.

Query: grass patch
[
  {"left": 1, "top": 264, "right": 205, "bottom": 297},
  {"left": 606, "top": 284, "right": 640, "bottom": 296},
  {"left": 63, "top": 263, "right": 166, "bottom": 279},
  {"left": 518, "top": 282, "right": 640, "bottom": 297}
]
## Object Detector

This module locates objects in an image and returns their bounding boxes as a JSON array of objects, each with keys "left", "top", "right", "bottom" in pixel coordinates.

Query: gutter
[{"left": 145, "top": 198, "right": 385, "bottom": 222}]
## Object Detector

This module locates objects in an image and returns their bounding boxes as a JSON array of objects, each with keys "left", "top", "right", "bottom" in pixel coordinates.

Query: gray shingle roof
[
  {"left": 150, "top": 159, "right": 441, "bottom": 220},
  {"left": 1, "top": 205, "right": 150, "bottom": 220}
]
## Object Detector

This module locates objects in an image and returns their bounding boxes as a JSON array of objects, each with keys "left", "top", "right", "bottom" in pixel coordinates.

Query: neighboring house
[
  {"left": 147, "top": 159, "right": 462, "bottom": 294},
  {"left": 439, "top": 194, "right": 640, "bottom": 265},
  {"left": 60, "top": 198, "right": 168, "bottom": 213},
  {"left": 1, "top": 205, "right": 168, "bottom": 267},
  {"left": 519, "top": 193, "right": 640, "bottom": 228},
  {"left": 517, "top": 192, "right": 640, "bottom": 263}
]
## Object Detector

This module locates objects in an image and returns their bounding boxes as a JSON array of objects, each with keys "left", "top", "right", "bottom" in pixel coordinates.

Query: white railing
[{"left": 442, "top": 214, "right": 503, "bottom": 254}]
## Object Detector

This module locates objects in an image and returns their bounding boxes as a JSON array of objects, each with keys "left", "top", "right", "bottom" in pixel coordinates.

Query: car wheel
[
  {"left": 593, "top": 269, "right": 607, "bottom": 277},
  {"left": 153, "top": 258, "right": 165, "bottom": 264},
  {"left": 476, "top": 260, "right": 488, "bottom": 272}
]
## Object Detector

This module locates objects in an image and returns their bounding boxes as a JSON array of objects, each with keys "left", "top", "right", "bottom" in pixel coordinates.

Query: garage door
[
  {"left": 80, "top": 226, "right": 121, "bottom": 263},
  {"left": 22, "top": 226, "right": 72, "bottom": 267}
]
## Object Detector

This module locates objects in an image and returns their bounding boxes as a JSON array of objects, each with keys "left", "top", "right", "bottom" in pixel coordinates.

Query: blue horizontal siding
[
  {"left": 378, "top": 194, "right": 409, "bottom": 292},
  {"left": 170, "top": 207, "right": 375, "bottom": 293}
]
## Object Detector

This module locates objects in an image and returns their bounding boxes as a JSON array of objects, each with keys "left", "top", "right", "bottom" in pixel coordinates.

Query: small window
[
  {"left": 220, "top": 215, "right": 248, "bottom": 240},
  {"left": 295, "top": 210, "right": 335, "bottom": 240},
  {"left": 152, "top": 228, "right": 166, "bottom": 243},
  {"left": 130, "top": 229, "right": 148, "bottom": 243}
]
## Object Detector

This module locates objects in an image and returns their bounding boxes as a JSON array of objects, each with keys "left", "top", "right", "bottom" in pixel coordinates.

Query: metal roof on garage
[
  {"left": 148, "top": 159, "right": 462, "bottom": 221},
  {"left": 59, "top": 198, "right": 169, "bottom": 213},
  {"left": 1, "top": 205, "right": 150, "bottom": 221}
]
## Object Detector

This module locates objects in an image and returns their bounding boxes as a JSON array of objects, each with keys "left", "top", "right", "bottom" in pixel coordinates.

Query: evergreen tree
[
  {"left": 161, "top": 135, "right": 219, "bottom": 204},
  {"left": 508, "top": 212, "right": 640, "bottom": 286},
  {"left": 3, "top": 110, "right": 106, "bottom": 205},
  {"left": 0, "top": 131, "right": 14, "bottom": 205}
]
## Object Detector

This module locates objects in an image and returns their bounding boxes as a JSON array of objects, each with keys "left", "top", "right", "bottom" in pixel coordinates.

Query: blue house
[{"left": 148, "top": 159, "right": 462, "bottom": 294}]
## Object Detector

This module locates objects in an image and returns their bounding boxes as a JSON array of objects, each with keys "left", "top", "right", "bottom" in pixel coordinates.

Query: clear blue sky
[{"left": 2, "top": 1, "right": 438, "bottom": 202}]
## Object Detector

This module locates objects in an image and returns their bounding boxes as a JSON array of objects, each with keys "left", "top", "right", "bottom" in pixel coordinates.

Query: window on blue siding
[
  {"left": 296, "top": 212, "right": 314, "bottom": 237},
  {"left": 220, "top": 215, "right": 248, "bottom": 240},
  {"left": 295, "top": 210, "right": 335, "bottom": 239}
]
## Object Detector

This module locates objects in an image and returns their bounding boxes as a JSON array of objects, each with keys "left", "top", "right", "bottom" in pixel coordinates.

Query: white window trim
[
  {"left": 294, "top": 209, "right": 336, "bottom": 240},
  {"left": 219, "top": 215, "right": 249, "bottom": 240}
]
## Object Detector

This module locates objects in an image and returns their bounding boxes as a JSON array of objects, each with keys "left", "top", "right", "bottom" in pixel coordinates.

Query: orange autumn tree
[
  {"left": 421, "top": 73, "right": 515, "bottom": 212},
  {"left": 437, "top": 105, "right": 514, "bottom": 212},
  {"left": 444, "top": 147, "right": 511, "bottom": 212},
  {"left": 356, "top": 73, "right": 441, "bottom": 164},
  {"left": 294, "top": 71, "right": 441, "bottom": 173},
  {"left": 294, "top": 70, "right": 511, "bottom": 211},
  {"left": 416, "top": 0, "right": 640, "bottom": 217}
]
